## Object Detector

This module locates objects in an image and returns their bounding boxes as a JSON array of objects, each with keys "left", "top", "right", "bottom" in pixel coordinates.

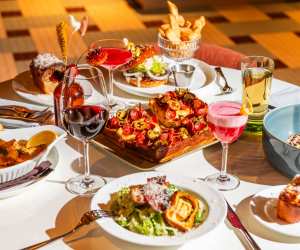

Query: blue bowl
[{"left": 263, "top": 104, "right": 300, "bottom": 178}]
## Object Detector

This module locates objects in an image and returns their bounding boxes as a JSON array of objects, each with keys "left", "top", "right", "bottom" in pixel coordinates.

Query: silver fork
[{"left": 21, "top": 209, "right": 112, "bottom": 250}]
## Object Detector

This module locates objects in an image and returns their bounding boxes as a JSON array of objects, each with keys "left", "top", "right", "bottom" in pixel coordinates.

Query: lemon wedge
[
  {"left": 26, "top": 130, "right": 57, "bottom": 148},
  {"left": 240, "top": 97, "right": 253, "bottom": 115}
]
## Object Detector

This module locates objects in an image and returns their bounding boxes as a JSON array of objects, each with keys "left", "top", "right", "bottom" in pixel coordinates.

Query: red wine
[{"left": 63, "top": 105, "right": 108, "bottom": 140}]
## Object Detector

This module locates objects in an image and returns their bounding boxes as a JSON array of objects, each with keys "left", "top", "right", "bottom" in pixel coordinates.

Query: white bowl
[{"left": 0, "top": 125, "right": 66, "bottom": 183}]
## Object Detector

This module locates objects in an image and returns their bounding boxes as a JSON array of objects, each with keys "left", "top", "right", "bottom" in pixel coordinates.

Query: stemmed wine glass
[
  {"left": 204, "top": 101, "right": 248, "bottom": 191},
  {"left": 88, "top": 39, "right": 132, "bottom": 108},
  {"left": 61, "top": 64, "right": 109, "bottom": 195}
]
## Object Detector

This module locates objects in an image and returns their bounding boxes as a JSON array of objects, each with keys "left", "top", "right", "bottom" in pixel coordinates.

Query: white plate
[
  {"left": 0, "top": 125, "right": 66, "bottom": 183},
  {"left": 91, "top": 171, "right": 226, "bottom": 246},
  {"left": 12, "top": 71, "right": 99, "bottom": 106},
  {"left": 0, "top": 146, "right": 59, "bottom": 199},
  {"left": 114, "top": 59, "right": 216, "bottom": 97},
  {"left": 250, "top": 185, "right": 300, "bottom": 237}
]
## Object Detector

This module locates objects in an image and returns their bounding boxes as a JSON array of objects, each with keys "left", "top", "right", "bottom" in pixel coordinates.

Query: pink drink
[
  {"left": 207, "top": 101, "right": 247, "bottom": 143},
  {"left": 101, "top": 47, "right": 132, "bottom": 69}
]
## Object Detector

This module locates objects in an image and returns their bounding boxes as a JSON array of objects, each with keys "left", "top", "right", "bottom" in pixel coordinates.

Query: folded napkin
[
  {"left": 194, "top": 43, "right": 245, "bottom": 69},
  {"left": 0, "top": 161, "right": 52, "bottom": 191},
  {"left": 269, "top": 86, "right": 300, "bottom": 108}
]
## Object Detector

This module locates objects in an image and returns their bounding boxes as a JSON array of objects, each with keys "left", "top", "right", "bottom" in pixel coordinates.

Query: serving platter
[
  {"left": 250, "top": 185, "right": 300, "bottom": 237},
  {"left": 12, "top": 71, "right": 99, "bottom": 106},
  {"left": 93, "top": 134, "right": 217, "bottom": 170},
  {"left": 114, "top": 58, "right": 216, "bottom": 97},
  {"left": 91, "top": 171, "right": 227, "bottom": 246}
]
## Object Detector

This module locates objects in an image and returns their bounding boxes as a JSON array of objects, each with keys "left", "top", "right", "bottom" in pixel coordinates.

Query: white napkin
[
  {"left": 269, "top": 86, "right": 300, "bottom": 108},
  {"left": 0, "top": 99, "right": 48, "bottom": 128}
]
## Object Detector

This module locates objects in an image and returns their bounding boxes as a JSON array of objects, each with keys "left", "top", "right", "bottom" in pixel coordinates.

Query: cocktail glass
[
  {"left": 204, "top": 101, "right": 248, "bottom": 191},
  {"left": 88, "top": 39, "right": 132, "bottom": 108}
]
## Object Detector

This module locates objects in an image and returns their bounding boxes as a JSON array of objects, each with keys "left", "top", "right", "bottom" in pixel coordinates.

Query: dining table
[{"left": 0, "top": 66, "right": 299, "bottom": 250}]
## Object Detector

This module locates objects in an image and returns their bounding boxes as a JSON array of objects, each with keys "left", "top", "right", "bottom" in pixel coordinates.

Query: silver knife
[{"left": 226, "top": 200, "right": 261, "bottom": 250}]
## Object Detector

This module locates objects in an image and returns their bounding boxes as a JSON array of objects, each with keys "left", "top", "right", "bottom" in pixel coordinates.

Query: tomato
[
  {"left": 123, "top": 124, "right": 133, "bottom": 135},
  {"left": 165, "top": 109, "right": 176, "bottom": 120},
  {"left": 129, "top": 109, "right": 140, "bottom": 120},
  {"left": 194, "top": 122, "right": 206, "bottom": 131},
  {"left": 108, "top": 117, "right": 119, "bottom": 129},
  {"left": 180, "top": 101, "right": 189, "bottom": 110},
  {"left": 181, "top": 118, "right": 190, "bottom": 126},
  {"left": 151, "top": 115, "right": 158, "bottom": 123},
  {"left": 187, "top": 121, "right": 195, "bottom": 135},
  {"left": 136, "top": 132, "right": 146, "bottom": 144},
  {"left": 193, "top": 99, "right": 204, "bottom": 109},
  {"left": 194, "top": 108, "right": 206, "bottom": 116},
  {"left": 159, "top": 133, "right": 169, "bottom": 141}
]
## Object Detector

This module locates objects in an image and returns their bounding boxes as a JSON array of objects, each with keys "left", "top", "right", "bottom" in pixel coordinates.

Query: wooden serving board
[{"left": 92, "top": 134, "right": 217, "bottom": 170}]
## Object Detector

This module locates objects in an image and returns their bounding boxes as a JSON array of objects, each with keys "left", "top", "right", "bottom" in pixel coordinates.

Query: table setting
[{"left": 1, "top": 1, "right": 300, "bottom": 250}]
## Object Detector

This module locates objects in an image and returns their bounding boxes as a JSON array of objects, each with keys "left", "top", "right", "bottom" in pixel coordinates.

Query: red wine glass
[{"left": 61, "top": 64, "right": 109, "bottom": 195}]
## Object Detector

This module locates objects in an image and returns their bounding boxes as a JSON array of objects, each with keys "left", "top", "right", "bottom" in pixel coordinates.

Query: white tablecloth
[{"left": 0, "top": 68, "right": 299, "bottom": 250}]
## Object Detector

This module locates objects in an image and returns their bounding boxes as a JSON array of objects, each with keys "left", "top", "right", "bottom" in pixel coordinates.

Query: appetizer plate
[
  {"left": 114, "top": 59, "right": 216, "bottom": 97},
  {"left": 250, "top": 185, "right": 300, "bottom": 237},
  {"left": 0, "top": 125, "right": 66, "bottom": 183},
  {"left": 91, "top": 171, "right": 227, "bottom": 246},
  {"left": 12, "top": 71, "right": 98, "bottom": 106},
  {"left": 0, "top": 146, "right": 59, "bottom": 199}
]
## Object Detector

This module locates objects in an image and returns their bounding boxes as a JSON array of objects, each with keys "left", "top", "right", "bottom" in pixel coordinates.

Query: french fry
[
  {"left": 188, "top": 31, "right": 201, "bottom": 41},
  {"left": 161, "top": 23, "right": 170, "bottom": 31},
  {"left": 160, "top": 1, "right": 206, "bottom": 43},
  {"left": 180, "top": 27, "right": 193, "bottom": 41},
  {"left": 166, "top": 28, "right": 181, "bottom": 43},
  {"left": 192, "top": 16, "right": 206, "bottom": 31},
  {"left": 167, "top": 1, "right": 178, "bottom": 17},
  {"left": 177, "top": 15, "right": 185, "bottom": 27},
  {"left": 185, "top": 20, "right": 192, "bottom": 28}
]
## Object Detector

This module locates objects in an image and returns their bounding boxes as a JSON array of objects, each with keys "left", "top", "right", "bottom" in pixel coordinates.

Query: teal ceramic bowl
[{"left": 263, "top": 104, "right": 300, "bottom": 178}]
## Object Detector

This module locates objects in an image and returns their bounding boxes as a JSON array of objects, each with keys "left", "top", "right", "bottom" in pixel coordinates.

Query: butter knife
[{"left": 226, "top": 201, "right": 261, "bottom": 250}]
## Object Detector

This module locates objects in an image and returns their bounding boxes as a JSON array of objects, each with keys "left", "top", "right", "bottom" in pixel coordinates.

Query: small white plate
[
  {"left": 91, "top": 171, "right": 226, "bottom": 247},
  {"left": 0, "top": 146, "right": 59, "bottom": 199},
  {"left": 114, "top": 59, "right": 216, "bottom": 98},
  {"left": 12, "top": 71, "right": 98, "bottom": 106},
  {"left": 250, "top": 185, "right": 300, "bottom": 237}
]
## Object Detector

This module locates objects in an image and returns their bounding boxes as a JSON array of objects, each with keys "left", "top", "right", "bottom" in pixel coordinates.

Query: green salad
[{"left": 109, "top": 176, "right": 208, "bottom": 236}]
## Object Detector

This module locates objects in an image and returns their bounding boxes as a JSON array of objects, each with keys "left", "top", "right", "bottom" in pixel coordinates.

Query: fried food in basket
[{"left": 159, "top": 1, "right": 206, "bottom": 43}]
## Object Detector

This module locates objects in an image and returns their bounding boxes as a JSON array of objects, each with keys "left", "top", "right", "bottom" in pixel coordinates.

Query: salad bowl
[{"left": 91, "top": 171, "right": 226, "bottom": 246}]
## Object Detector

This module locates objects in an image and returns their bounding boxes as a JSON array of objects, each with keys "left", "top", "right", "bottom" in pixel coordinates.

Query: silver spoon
[{"left": 215, "top": 67, "right": 233, "bottom": 94}]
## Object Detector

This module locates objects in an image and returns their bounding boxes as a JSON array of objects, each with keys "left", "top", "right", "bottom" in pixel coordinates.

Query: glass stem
[
  {"left": 219, "top": 142, "right": 229, "bottom": 181},
  {"left": 108, "top": 69, "right": 114, "bottom": 105},
  {"left": 83, "top": 140, "right": 91, "bottom": 184}
]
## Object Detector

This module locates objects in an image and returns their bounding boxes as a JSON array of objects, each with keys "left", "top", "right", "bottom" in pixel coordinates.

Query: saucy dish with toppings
[
  {"left": 109, "top": 176, "right": 208, "bottom": 236},
  {"left": 104, "top": 89, "right": 215, "bottom": 163},
  {"left": 0, "top": 139, "right": 46, "bottom": 168}
]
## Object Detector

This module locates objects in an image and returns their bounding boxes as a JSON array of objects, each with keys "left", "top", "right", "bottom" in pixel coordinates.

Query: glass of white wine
[{"left": 241, "top": 56, "right": 274, "bottom": 134}]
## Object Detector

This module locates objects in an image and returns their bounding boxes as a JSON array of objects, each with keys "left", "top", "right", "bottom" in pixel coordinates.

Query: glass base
[
  {"left": 204, "top": 173, "right": 240, "bottom": 191},
  {"left": 245, "top": 118, "right": 263, "bottom": 134},
  {"left": 65, "top": 175, "right": 106, "bottom": 195}
]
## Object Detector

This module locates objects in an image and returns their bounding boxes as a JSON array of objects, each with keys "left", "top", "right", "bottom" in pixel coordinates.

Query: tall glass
[
  {"left": 241, "top": 56, "right": 274, "bottom": 134},
  {"left": 61, "top": 64, "right": 109, "bottom": 195},
  {"left": 89, "top": 39, "right": 132, "bottom": 108},
  {"left": 205, "top": 101, "right": 248, "bottom": 191}
]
